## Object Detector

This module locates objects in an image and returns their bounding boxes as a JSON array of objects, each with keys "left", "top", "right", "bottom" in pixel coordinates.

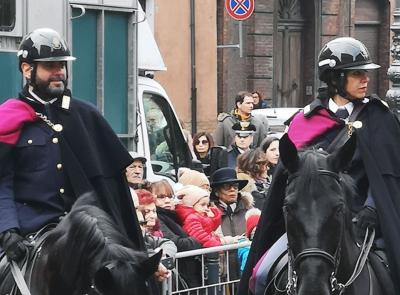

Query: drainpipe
[{"left": 190, "top": 0, "right": 197, "bottom": 134}]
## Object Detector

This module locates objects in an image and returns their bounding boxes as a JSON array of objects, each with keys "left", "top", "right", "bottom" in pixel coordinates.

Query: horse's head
[
  {"left": 279, "top": 134, "right": 356, "bottom": 295},
  {"left": 93, "top": 249, "right": 162, "bottom": 295}
]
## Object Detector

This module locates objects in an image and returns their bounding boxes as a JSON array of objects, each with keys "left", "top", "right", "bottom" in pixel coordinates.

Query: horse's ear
[
  {"left": 279, "top": 133, "right": 299, "bottom": 173},
  {"left": 140, "top": 248, "right": 163, "bottom": 278},
  {"left": 327, "top": 134, "right": 357, "bottom": 172}
]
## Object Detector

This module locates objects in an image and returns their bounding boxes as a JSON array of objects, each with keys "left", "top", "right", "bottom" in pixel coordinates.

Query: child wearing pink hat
[{"left": 175, "top": 185, "right": 236, "bottom": 248}]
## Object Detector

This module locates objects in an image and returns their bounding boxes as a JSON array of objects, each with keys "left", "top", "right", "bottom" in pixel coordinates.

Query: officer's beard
[{"left": 33, "top": 75, "right": 67, "bottom": 101}]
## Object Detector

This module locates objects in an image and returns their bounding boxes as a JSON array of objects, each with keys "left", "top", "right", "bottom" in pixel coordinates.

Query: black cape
[
  {"left": 16, "top": 87, "right": 144, "bottom": 250},
  {"left": 238, "top": 96, "right": 400, "bottom": 294}
]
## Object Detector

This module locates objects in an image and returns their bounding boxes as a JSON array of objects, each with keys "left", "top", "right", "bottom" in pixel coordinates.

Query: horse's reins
[
  {"left": 284, "top": 169, "right": 375, "bottom": 295},
  {"left": 9, "top": 259, "right": 31, "bottom": 295}
]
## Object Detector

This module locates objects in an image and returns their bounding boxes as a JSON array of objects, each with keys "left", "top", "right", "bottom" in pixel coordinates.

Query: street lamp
[{"left": 387, "top": 0, "right": 400, "bottom": 118}]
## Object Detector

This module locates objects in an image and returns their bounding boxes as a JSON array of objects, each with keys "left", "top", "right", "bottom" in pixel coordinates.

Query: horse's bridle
[
  {"left": 284, "top": 169, "right": 376, "bottom": 295},
  {"left": 285, "top": 169, "right": 345, "bottom": 295}
]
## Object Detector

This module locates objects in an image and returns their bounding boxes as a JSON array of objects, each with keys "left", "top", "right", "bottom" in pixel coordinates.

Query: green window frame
[{"left": 71, "top": 5, "right": 137, "bottom": 149}]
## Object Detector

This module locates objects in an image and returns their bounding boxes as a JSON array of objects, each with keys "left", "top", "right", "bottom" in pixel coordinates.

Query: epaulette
[
  {"left": 217, "top": 112, "right": 231, "bottom": 122},
  {"left": 303, "top": 104, "right": 311, "bottom": 116}
]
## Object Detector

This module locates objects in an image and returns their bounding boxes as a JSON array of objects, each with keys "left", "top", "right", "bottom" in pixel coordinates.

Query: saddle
[{"left": 0, "top": 224, "right": 56, "bottom": 295}]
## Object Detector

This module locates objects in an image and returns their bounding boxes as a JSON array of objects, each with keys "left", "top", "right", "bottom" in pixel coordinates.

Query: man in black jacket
[
  {"left": 0, "top": 28, "right": 144, "bottom": 263},
  {"left": 239, "top": 37, "right": 400, "bottom": 294}
]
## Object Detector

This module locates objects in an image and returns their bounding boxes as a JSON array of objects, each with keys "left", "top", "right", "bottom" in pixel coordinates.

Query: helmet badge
[
  {"left": 17, "top": 50, "right": 29, "bottom": 58},
  {"left": 52, "top": 37, "right": 62, "bottom": 49},
  {"left": 318, "top": 59, "right": 336, "bottom": 68}
]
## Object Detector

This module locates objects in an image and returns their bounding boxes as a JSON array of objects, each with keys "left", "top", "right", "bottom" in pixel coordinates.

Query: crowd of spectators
[{"left": 126, "top": 90, "right": 280, "bottom": 292}]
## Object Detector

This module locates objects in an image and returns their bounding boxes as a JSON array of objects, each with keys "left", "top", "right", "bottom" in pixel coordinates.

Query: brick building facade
[{"left": 217, "top": 0, "right": 391, "bottom": 112}]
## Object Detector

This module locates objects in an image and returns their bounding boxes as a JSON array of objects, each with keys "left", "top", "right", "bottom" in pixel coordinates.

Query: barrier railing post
[{"left": 205, "top": 252, "right": 222, "bottom": 295}]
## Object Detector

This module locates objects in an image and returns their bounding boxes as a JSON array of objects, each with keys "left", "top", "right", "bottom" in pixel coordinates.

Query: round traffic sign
[{"left": 225, "top": 0, "right": 255, "bottom": 21}]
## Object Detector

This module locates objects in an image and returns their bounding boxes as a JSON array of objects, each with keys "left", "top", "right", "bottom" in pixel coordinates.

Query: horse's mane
[{"left": 45, "top": 194, "right": 147, "bottom": 291}]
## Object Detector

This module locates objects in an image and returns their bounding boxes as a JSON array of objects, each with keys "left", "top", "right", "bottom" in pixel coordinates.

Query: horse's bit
[{"left": 284, "top": 169, "right": 375, "bottom": 295}]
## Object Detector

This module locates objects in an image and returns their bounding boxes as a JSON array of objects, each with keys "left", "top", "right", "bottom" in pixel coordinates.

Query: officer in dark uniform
[
  {"left": 0, "top": 28, "right": 143, "bottom": 262},
  {"left": 226, "top": 122, "right": 256, "bottom": 168},
  {"left": 239, "top": 37, "right": 400, "bottom": 293}
]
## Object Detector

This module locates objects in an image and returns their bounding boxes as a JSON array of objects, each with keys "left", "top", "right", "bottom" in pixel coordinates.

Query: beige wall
[{"left": 153, "top": 0, "right": 218, "bottom": 134}]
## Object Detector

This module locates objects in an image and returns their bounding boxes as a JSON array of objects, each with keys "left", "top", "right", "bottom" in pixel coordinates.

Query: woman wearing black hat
[{"left": 210, "top": 167, "right": 254, "bottom": 280}]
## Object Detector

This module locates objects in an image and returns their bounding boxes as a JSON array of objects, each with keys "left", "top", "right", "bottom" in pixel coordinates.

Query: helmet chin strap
[{"left": 335, "top": 72, "right": 360, "bottom": 103}]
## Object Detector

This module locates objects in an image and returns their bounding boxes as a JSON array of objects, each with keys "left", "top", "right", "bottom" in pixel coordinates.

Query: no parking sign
[{"left": 225, "top": 0, "right": 255, "bottom": 21}]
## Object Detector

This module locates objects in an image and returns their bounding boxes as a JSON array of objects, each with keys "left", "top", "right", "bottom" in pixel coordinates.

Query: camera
[{"left": 161, "top": 256, "right": 174, "bottom": 270}]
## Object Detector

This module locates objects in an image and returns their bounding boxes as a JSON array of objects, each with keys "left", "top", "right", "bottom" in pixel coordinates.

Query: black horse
[
  {"left": 0, "top": 193, "right": 161, "bottom": 295},
  {"left": 263, "top": 134, "right": 392, "bottom": 295}
]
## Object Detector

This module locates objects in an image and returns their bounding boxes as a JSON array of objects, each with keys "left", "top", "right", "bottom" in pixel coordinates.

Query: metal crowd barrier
[{"left": 162, "top": 241, "right": 252, "bottom": 295}]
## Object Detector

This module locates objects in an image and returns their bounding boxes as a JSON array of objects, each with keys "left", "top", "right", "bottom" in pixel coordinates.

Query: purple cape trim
[{"left": 287, "top": 109, "right": 339, "bottom": 149}]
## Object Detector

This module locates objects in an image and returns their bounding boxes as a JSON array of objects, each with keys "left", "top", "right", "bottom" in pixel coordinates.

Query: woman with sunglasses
[
  {"left": 192, "top": 132, "right": 227, "bottom": 177},
  {"left": 150, "top": 180, "right": 203, "bottom": 288}
]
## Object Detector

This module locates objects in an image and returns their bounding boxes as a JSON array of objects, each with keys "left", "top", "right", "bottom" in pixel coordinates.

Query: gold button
[
  {"left": 52, "top": 137, "right": 59, "bottom": 144},
  {"left": 57, "top": 164, "right": 63, "bottom": 170},
  {"left": 27, "top": 139, "right": 33, "bottom": 144},
  {"left": 59, "top": 188, "right": 65, "bottom": 194}
]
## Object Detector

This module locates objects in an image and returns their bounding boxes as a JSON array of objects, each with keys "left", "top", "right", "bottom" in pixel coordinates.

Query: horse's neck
[{"left": 337, "top": 229, "right": 364, "bottom": 282}]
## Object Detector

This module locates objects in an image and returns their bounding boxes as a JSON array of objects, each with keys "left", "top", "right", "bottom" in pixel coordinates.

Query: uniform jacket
[
  {"left": 238, "top": 93, "right": 400, "bottom": 293},
  {"left": 214, "top": 111, "right": 267, "bottom": 148},
  {"left": 225, "top": 144, "right": 244, "bottom": 169},
  {"left": 175, "top": 204, "right": 222, "bottom": 248},
  {"left": 0, "top": 87, "right": 144, "bottom": 249}
]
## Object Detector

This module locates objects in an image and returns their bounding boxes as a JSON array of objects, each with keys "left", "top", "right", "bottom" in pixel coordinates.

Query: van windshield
[{"left": 143, "top": 93, "right": 191, "bottom": 180}]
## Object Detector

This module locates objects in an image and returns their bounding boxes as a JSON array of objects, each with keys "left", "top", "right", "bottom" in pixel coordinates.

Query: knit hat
[
  {"left": 178, "top": 168, "right": 210, "bottom": 188},
  {"left": 245, "top": 208, "right": 261, "bottom": 239},
  {"left": 176, "top": 185, "right": 210, "bottom": 207}
]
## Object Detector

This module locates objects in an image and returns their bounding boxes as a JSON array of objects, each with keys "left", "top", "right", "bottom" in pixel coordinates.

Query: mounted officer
[
  {"left": 0, "top": 28, "right": 143, "bottom": 262},
  {"left": 239, "top": 37, "right": 400, "bottom": 294}
]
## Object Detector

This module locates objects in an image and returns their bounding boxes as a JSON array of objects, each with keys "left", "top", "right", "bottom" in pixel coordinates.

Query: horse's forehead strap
[{"left": 287, "top": 169, "right": 341, "bottom": 183}]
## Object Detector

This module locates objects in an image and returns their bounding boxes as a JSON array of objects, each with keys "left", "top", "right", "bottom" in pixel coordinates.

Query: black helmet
[
  {"left": 17, "top": 28, "right": 76, "bottom": 67},
  {"left": 318, "top": 37, "right": 380, "bottom": 83}
]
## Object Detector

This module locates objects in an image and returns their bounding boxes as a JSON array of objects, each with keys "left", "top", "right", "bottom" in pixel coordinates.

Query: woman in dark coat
[
  {"left": 150, "top": 180, "right": 202, "bottom": 288},
  {"left": 192, "top": 132, "right": 227, "bottom": 177}
]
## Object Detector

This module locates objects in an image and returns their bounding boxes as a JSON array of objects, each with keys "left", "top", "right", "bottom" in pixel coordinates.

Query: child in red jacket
[{"left": 176, "top": 185, "right": 237, "bottom": 248}]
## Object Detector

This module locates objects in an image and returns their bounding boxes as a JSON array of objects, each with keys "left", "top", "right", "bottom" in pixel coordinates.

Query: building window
[{"left": 0, "top": 0, "right": 16, "bottom": 32}]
